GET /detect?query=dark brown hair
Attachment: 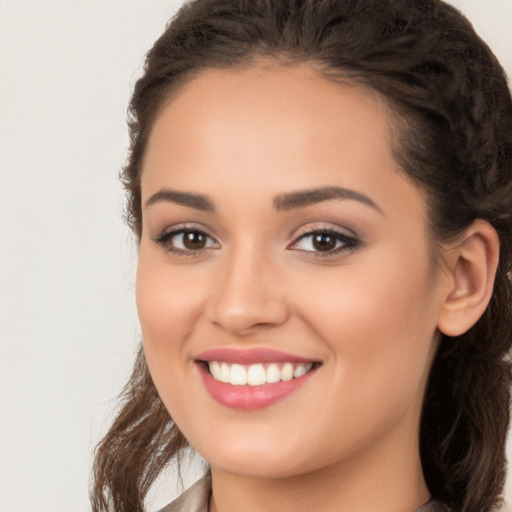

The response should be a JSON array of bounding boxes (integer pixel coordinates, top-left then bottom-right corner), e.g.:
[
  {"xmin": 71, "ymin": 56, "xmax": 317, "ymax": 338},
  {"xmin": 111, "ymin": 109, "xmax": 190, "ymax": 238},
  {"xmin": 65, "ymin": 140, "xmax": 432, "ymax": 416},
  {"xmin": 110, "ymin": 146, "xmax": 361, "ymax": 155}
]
[{"xmin": 91, "ymin": 1, "xmax": 512, "ymax": 511}]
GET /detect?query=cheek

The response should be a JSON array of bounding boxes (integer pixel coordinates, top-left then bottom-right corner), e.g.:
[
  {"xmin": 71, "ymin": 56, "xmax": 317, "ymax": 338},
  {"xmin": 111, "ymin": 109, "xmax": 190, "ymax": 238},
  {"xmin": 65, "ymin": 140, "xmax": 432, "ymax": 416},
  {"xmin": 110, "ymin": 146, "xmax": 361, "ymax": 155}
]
[
  {"xmin": 135, "ymin": 247, "xmax": 205, "ymax": 359},
  {"xmin": 290, "ymin": 251, "xmax": 439, "ymax": 395},
  {"xmin": 286, "ymin": 265, "xmax": 438, "ymax": 459},
  {"xmin": 135, "ymin": 248, "xmax": 211, "ymax": 428}
]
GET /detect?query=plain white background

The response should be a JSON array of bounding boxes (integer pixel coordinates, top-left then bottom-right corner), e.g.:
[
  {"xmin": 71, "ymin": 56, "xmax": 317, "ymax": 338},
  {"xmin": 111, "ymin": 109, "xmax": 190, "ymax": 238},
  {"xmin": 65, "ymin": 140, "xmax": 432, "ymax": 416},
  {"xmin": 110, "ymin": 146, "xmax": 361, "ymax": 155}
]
[{"xmin": 0, "ymin": 1, "xmax": 511, "ymax": 511}]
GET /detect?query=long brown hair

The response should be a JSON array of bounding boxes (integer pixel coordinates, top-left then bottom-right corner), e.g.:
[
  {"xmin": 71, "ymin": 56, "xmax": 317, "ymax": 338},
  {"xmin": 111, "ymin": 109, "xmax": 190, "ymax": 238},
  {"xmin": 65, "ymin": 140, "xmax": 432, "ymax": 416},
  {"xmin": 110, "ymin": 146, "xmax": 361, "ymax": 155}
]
[{"xmin": 91, "ymin": 1, "xmax": 512, "ymax": 511}]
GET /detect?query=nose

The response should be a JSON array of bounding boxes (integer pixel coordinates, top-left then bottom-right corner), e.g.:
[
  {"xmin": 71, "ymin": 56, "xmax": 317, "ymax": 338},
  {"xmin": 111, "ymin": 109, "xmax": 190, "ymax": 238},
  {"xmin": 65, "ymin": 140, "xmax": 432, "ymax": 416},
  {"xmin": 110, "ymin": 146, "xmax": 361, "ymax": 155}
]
[{"xmin": 206, "ymin": 247, "xmax": 289, "ymax": 337}]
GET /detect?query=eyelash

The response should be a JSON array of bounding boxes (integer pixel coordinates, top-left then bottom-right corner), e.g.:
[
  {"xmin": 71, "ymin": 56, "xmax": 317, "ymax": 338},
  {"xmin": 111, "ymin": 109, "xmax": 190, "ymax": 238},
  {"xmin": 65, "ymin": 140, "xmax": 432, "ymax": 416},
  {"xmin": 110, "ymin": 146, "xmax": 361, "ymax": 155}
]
[
  {"xmin": 151, "ymin": 227, "xmax": 218, "ymax": 258},
  {"xmin": 152, "ymin": 226, "xmax": 360, "ymax": 259},
  {"xmin": 289, "ymin": 229, "xmax": 360, "ymax": 259}
]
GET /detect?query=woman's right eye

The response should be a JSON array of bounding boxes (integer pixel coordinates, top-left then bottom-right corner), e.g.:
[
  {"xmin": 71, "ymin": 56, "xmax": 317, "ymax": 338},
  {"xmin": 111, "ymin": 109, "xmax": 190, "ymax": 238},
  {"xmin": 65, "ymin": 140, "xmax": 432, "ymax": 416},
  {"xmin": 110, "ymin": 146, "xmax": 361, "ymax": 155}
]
[{"xmin": 152, "ymin": 228, "xmax": 219, "ymax": 256}]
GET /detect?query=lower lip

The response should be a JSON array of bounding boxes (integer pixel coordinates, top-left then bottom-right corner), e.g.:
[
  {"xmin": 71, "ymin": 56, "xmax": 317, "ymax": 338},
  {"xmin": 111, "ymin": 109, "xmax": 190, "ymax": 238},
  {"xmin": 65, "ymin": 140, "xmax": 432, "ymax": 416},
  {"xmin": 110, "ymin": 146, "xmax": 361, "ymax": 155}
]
[{"xmin": 198, "ymin": 364, "xmax": 317, "ymax": 411}]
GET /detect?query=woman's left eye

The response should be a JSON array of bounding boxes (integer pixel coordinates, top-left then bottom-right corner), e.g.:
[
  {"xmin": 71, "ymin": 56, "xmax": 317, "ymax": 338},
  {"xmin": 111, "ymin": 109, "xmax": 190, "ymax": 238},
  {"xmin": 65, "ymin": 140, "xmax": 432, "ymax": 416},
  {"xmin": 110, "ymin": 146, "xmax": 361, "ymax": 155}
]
[{"xmin": 289, "ymin": 230, "xmax": 359, "ymax": 256}]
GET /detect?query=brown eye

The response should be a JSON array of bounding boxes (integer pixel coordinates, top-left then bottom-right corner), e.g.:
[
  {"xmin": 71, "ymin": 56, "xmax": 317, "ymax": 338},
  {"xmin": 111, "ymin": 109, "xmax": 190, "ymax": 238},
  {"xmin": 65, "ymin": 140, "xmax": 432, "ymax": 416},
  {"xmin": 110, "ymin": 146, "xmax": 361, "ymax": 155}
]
[
  {"xmin": 153, "ymin": 228, "xmax": 219, "ymax": 255},
  {"xmin": 183, "ymin": 230, "xmax": 207, "ymax": 250},
  {"xmin": 289, "ymin": 229, "xmax": 360, "ymax": 257},
  {"xmin": 312, "ymin": 233, "xmax": 337, "ymax": 251}
]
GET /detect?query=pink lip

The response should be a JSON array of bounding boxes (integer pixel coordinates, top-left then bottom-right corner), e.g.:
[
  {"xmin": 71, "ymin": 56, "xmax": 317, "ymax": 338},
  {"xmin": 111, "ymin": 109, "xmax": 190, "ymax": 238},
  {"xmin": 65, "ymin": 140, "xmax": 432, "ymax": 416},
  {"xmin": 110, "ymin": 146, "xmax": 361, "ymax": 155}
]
[
  {"xmin": 195, "ymin": 348, "xmax": 320, "ymax": 411},
  {"xmin": 196, "ymin": 348, "xmax": 315, "ymax": 365}
]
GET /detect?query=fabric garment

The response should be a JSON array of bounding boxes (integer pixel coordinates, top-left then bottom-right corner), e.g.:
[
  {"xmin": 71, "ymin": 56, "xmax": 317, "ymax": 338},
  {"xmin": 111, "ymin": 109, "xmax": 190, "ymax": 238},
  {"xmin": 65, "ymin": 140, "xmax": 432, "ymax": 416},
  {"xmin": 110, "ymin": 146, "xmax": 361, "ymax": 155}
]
[{"xmin": 158, "ymin": 474, "xmax": 451, "ymax": 512}]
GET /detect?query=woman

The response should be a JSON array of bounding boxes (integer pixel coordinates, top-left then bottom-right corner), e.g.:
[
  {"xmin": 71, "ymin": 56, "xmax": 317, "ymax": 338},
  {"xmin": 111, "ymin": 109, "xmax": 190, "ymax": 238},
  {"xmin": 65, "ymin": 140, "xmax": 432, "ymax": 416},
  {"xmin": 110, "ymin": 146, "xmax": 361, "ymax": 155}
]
[{"xmin": 91, "ymin": 1, "xmax": 512, "ymax": 511}]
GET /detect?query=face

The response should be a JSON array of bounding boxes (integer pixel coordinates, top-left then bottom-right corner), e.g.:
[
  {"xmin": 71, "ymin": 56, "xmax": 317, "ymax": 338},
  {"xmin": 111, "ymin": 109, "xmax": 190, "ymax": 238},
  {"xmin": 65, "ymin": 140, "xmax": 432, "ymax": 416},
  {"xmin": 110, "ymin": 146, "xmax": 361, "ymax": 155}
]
[{"xmin": 137, "ymin": 65, "xmax": 447, "ymax": 480}]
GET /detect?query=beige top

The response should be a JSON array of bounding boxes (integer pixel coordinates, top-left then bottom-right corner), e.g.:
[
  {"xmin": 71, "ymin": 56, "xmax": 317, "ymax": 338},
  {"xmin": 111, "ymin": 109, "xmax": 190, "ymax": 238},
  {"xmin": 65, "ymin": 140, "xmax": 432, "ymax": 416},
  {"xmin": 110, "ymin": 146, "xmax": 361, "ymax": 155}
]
[{"xmin": 158, "ymin": 475, "xmax": 451, "ymax": 512}]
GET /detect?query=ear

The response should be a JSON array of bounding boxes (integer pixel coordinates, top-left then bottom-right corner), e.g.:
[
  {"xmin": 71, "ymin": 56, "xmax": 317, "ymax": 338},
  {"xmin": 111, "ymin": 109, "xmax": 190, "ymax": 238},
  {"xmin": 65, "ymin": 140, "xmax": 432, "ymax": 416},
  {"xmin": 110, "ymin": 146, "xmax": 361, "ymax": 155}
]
[{"xmin": 437, "ymin": 219, "xmax": 500, "ymax": 337}]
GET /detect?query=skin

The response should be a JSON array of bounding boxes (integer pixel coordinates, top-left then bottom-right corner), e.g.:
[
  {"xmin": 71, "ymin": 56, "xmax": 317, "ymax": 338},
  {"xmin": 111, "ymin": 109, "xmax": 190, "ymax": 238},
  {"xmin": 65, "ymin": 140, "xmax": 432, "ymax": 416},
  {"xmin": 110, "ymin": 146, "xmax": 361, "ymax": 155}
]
[{"xmin": 136, "ymin": 64, "xmax": 474, "ymax": 512}]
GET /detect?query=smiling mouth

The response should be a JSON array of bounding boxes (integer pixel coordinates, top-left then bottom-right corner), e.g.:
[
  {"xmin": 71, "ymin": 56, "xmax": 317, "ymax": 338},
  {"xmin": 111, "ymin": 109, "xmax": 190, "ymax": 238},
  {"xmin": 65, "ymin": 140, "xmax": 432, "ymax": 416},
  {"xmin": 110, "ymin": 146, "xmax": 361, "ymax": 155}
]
[
  {"xmin": 203, "ymin": 361, "xmax": 317, "ymax": 387},
  {"xmin": 195, "ymin": 348, "xmax": 322, "ymax": 409}
]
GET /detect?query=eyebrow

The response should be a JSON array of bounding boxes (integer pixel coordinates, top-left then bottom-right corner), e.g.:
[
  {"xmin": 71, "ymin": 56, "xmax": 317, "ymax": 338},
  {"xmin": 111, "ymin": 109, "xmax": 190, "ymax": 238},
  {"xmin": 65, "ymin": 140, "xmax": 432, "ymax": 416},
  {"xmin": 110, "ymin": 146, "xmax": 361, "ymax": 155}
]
[
  {"xmin": 144, "ymin": 185, "xmax": 383, "ymax": 215},
  {"xmin": 145, "ymin": 189, "xmax": 215, "ymax": 211},
  {"xmin": 273, "ymin": 186, "xmax": 383, "ymax": 214}
]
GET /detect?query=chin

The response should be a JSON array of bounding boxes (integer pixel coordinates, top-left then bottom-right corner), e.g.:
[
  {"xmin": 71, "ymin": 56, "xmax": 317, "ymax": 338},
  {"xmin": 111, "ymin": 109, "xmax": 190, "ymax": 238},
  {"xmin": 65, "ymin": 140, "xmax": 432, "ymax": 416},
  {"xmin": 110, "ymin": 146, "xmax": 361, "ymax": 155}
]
[
  {"xmin": 191, "ymin": 431, "xmax": 330, "ymax": 480},
  {"xmin": 209, "ymin": 454, "xmax": 310, "ymax": 480}
]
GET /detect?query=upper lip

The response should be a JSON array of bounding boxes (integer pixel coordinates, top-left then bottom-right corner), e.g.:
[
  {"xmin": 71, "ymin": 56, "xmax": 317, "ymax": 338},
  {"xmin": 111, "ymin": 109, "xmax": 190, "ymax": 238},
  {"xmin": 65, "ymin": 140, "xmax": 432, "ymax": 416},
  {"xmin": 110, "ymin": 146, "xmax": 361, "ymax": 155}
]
[{"xmin": 196, "ymin": 348, "xmax": 319, "ymax": 365}]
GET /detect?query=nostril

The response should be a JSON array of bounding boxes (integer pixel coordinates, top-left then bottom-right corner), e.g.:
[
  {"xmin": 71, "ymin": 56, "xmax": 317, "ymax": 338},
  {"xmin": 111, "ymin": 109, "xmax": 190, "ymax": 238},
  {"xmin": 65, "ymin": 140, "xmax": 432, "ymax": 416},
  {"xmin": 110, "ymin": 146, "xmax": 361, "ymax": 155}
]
[
  {"xmin": 210, "ymin": 319, "xmax": 279, "ymax": 337},
  {"xmin": 207, "ymin": 298, "xmax": 290, "ymax": 336}
]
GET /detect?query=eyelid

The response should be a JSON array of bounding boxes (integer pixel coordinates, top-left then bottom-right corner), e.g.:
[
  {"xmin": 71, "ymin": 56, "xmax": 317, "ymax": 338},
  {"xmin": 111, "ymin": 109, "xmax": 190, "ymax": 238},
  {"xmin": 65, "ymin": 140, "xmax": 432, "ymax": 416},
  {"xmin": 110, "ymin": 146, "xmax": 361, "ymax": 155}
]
[
  {"xmin": 291, "ymin": 223, "xmax": 357, "ymax": 240},
  {"xmin": 151, "ymin": 222, "xmax": 215, "ymax": 241}
]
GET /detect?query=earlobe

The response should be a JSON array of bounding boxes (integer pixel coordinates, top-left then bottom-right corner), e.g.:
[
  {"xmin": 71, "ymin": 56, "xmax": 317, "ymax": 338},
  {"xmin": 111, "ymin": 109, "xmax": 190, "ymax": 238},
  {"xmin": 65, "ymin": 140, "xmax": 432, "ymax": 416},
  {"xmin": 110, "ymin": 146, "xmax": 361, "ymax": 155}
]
[{"xmin": 437, "ymin": 219, "xmax": 499, "ymax": 337}]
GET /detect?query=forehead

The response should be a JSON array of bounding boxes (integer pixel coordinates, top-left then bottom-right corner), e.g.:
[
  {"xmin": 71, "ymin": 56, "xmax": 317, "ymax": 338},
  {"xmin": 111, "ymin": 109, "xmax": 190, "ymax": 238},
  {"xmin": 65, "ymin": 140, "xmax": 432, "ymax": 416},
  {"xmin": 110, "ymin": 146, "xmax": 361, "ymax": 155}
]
[
  {"xmin": 151, "ymin": 64, "xmax": 393, "ymax": 139},
  {"xmin": 143, "ymin": 65, "xmax": 395, "ymax": 181},
  {"xmin": 141, "ymin": 64, "xmax": 426, "ymax": 229}
]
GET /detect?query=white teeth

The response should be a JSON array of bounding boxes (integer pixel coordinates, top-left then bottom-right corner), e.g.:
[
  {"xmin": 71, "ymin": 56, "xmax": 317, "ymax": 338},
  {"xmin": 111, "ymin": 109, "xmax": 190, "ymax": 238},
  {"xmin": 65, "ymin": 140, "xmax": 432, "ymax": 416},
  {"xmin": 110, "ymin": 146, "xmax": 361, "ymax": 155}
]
[
  {"xmin": 266, "ymin": 363, "xmax": 281, "ymax": 383},
  {"xmin": 207, "ymin": 361, "xmax": 315, "ymax": 386},
  {"xmin": 247, "ymin": 364, "xmax": 266, "ymax": 386},
  {"xmin": 220, "ymin": 362, "xmax": 231, "ymax": 383},
  {"xmin": 294, "ymin": 364, "xmax": 307, "ymax": 378},
  {"xmin": 209, "ymin": 361, "xmax": 222, "ymax": 381},
  {"xmin": 230, "ymin": 364, "xmax": 247, "ymax": 385},
  {"xmin": 281, "ymin": 363, "xmax": 294, "ymax": 381}
]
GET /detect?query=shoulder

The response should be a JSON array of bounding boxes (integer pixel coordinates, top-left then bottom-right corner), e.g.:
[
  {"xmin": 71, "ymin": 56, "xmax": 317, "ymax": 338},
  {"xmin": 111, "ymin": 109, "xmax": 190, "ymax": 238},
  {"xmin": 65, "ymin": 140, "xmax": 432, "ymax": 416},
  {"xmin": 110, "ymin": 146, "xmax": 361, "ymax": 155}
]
[
  {"xmin": 156, "ymin": 478, "xmax": 455, "ymax": 512},
  {"xmin": 414, "ymin": 500, "xmax": 451, "ymax": 512},
  {"xmin": 157, "ymin": 475, "xmax": 211, "ymax": 512}
]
